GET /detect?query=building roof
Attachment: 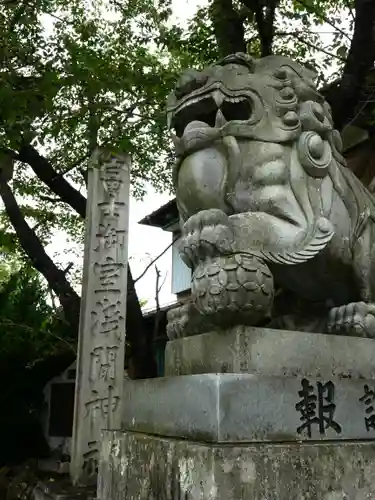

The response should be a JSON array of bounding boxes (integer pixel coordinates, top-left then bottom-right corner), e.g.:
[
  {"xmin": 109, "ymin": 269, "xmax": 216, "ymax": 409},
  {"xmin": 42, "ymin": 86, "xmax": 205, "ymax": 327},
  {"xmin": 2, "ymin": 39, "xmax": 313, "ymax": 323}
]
[
  {"xmin": 142, "ymin": 300, "xmax": 179, "ymax": 318},
  {"xmin": 138, "ymin": 198, "xmax": 178, "ymax": 230}
]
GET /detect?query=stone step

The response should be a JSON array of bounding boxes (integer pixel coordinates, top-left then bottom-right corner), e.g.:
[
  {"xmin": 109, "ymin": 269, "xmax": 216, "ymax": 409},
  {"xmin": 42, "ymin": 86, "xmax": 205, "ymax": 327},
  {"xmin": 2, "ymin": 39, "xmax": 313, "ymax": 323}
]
[
  {"xmin": 122, "ymin": 373, "xmax": 375, "ymax": 443},
  {"xmin": 165, "ymin": 325, "xmax": 375, "ymax": 380}
]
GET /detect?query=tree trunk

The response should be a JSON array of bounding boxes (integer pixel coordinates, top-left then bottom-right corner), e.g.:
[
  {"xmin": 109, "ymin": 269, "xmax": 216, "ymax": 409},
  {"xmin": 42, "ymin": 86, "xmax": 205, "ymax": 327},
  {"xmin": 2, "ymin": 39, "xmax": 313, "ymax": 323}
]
[
  {"xmin": 210, "ymin": 0, "xmax": 246, "ymax": 57},
  {"xmin": 8, "ymin": 145, "xmax": 154, "ymax": 378},
  {"xmin": 0, "ymin": 171, "xmax": 81, "ymax": 331},
  {"xmin": 327, "ymin": 0, "xmax": 375, "ymax": 130},
  {"xmin": 240, "ymin": 0, "xmax": 279, "ymax": 57}
]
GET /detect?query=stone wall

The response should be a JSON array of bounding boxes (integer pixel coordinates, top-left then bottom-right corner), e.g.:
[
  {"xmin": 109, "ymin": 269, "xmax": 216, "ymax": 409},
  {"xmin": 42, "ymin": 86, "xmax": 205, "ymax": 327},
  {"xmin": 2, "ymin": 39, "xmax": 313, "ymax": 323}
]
[{"xmin": 98, "ymin": 431, "xmax": 375, "ymax": 500}]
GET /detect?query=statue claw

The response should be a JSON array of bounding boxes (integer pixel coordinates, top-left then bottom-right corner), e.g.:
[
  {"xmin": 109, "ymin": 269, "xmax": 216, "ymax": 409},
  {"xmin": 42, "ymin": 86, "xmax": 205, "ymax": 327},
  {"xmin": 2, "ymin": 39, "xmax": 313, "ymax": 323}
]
[
  {"xmin": 327, "ymin": 302, "xmax": 375, "ymax": 338},
  {"xmin": 180, "ymin": 209, "xmax": 235, "ymax": 265}
]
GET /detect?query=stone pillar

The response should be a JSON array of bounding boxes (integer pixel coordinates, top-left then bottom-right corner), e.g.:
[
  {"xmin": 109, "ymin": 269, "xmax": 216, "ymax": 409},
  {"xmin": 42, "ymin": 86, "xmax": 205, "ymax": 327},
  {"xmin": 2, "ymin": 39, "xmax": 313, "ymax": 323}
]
[{"xmin": 71, "ymin": 149, "xmax": 130, "ymax": 486}]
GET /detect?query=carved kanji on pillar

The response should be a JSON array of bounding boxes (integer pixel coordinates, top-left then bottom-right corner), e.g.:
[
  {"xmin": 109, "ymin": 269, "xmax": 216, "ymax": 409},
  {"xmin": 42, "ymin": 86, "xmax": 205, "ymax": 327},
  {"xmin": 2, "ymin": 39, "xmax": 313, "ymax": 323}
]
[{"xmin": 71, "ymin": 149, "xmax": 130, "ymax": 485}]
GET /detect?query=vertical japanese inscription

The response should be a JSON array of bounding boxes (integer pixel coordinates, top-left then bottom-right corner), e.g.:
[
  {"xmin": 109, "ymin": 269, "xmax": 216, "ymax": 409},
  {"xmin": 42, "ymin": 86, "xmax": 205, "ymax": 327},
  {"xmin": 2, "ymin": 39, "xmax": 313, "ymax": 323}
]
[
  {"xmin": 359, "ymin": 384, "xmax": 375, "ymax": 431},
  {"xmin": 71, "ymin": 150, "xmax": 130, "ymax": 485},
  {"xmin": 295, "ymin": 378, "xmax": 342, "ymax": 438}
]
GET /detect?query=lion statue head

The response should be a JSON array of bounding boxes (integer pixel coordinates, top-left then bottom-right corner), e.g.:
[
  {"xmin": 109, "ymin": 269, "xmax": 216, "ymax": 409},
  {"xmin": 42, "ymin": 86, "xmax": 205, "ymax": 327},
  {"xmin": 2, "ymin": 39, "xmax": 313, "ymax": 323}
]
[{"xmin": 167, "ymin": 53, "xmax": 370, "ymax": 264}]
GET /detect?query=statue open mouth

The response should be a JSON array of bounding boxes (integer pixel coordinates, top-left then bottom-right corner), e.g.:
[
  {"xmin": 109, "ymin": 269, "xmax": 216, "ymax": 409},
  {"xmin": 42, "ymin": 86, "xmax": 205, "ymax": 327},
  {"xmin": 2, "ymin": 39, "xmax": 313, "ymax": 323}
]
[{"xmin": 169, "ymin": 87, "xmax": 255, "ymax": 157}]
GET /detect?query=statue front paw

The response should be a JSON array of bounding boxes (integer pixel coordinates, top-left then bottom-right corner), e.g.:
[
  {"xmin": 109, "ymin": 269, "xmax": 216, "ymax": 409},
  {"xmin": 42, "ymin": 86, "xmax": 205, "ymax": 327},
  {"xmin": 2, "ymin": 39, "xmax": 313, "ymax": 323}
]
[
  {"xmin": 327, "ymin": 302, "xmax": 375, "ymax": 338},
  {"xmin": 179, "ymin": 209, "xmax": 235, "ymax": 267},
  {"xmin": 166, "ymin": 303, "xmax": 191, "ymax": 340},
  {"xmin": 166, "ymin": 301, "xmax": 217, "ymax": 339}
]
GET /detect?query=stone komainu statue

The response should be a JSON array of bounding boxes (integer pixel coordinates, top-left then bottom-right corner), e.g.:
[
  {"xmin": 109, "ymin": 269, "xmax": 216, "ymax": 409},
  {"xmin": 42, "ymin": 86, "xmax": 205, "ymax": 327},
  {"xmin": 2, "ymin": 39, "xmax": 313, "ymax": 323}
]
[{"xmin": 166, "ymin": 52, "xmax": 375, "ymax": 339}]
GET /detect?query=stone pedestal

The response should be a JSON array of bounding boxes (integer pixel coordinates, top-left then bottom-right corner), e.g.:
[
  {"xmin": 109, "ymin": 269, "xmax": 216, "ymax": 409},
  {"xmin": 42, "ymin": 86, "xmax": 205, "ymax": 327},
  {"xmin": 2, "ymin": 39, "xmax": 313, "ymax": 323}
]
[
  {"xmin": 98, "ymin": 431, "xmax": 375, "ymax": 500},
  {"xmin": 165, "ymin": 325, "xmax": 375, "ymax": 379},
  {"xmin": 97, "ymin": 327, "xmax": 375, "ymax": 499},
  {"xmin": 121, "ymin": 373, "xmax": 375, "ymax": 442}
]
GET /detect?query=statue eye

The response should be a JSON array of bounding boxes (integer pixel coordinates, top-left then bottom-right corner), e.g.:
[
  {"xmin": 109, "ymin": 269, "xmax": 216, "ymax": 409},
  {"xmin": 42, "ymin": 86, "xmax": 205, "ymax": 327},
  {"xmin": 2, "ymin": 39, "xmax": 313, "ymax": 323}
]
[
  {"xmin": 175, "ymin": 71, "xmax": 208, "ymax": 99},
  {"xmin": 221, "ymin": 97, "xmax": 253, "ymax": 121}
]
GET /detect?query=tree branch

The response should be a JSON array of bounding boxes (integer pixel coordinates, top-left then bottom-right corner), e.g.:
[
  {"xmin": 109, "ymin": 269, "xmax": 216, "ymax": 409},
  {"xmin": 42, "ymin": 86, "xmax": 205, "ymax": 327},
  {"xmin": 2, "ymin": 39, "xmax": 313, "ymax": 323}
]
[
  {"xmin": 153, "ymin": 265, "xmax": 162, "ymax": 341},
  {"xmin": 327, "ymin": 0, "xmax": 375, "ymax": 130},
  {"xmin": 276, "ymin": 32, "xmax": 347, "ymax": 62},
  {"xmin": 39, "ymin": 195, "xmax": 64, "ymax": 203},
  {"xmin": 62, "ymin": 262, "xmax": 74, "ymax": 276},
  {"xmin": 294, "ymin": 0, "xmax": 352, "ymax": 41},
  {"xmin": 87, "ymin": 103, "xmax": 100, "ymax": 155},
  {"xmin": 17, "ymin": 144, "xmax": 87, "ymax": 218},
  {"xmin": 343, "ymin": 0, "xmax": 356, "ymax": 21},
  {"xmin": 0, "ymin": 167, "xmax": 81, "ymax": 331},
  {"xmin": 152, "ymin": 265, "xmax": 167, "ymax": 350},
  {"xmin": 61, "ymin": 104, "xmax": 138, "ymax": 179},
  {"xmin": 134, "ymin": 235, "xmax": 178, "ymax": 284}
]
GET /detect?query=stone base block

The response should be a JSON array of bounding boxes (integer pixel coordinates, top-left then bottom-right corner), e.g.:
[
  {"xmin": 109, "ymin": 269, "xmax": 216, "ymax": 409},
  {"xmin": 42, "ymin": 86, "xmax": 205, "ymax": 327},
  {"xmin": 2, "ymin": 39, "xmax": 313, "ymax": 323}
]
[
  {"xmin": 98, "ymin": 430, "xmax": 375, "ymax": 500},
  {"xmin": 123, "ymin": 373, "xmax": 375, "ymax": 442},
  {"xmin": 165, "ymin": 325, "xmax": 375, "ymax": 379}
]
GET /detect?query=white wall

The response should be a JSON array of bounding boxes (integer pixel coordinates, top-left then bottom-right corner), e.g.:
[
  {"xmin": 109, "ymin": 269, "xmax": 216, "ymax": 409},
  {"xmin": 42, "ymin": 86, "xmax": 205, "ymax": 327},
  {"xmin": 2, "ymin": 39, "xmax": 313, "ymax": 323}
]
[{"xmin": 171, "ymin": 232, "xmax": 192, "ymax": 295}]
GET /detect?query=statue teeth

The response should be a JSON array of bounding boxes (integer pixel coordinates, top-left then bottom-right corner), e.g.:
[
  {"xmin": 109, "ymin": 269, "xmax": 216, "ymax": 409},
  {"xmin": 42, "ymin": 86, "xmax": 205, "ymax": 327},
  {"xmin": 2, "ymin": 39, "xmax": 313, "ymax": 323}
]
[
  {"xmin": 212, "ymin": 90, "xmax": 224, "ymax": 107},
  {"xmin": 225, "ymin": 96, "xmax": 246, "ymax": 103},
  {"xmin": 215, "ymin": 109, "xmax": 227, "ymax": 127}
]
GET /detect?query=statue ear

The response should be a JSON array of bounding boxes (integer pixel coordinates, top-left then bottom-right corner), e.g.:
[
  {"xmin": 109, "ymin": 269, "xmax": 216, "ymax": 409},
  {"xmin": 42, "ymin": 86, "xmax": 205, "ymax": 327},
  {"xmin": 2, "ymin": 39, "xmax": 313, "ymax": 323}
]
[{"xmin": 297, "ymin": 63, "xmax": 319, "ymax": 87}]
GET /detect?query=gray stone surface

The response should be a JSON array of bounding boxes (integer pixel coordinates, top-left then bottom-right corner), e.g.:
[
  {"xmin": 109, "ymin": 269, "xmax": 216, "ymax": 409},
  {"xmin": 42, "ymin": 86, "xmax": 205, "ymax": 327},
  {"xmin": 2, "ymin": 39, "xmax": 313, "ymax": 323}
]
[
  {"xmin": 166, "ymin": 51, "xmax": 375, "ymax": 339},
  {"xmin": 98, "ymin": 430, "xmax": 375, "ymax": 500},
  {"xmin": 165, "ymin": 325, "xmax": 375, "ymax": 378},
  {"xmin": 122, "ymin": 373, "xmax": 375, "ymax": 442},
  {"xmin": 70, "ymin": 149, "xmax": 130, "ymax": 485}
]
